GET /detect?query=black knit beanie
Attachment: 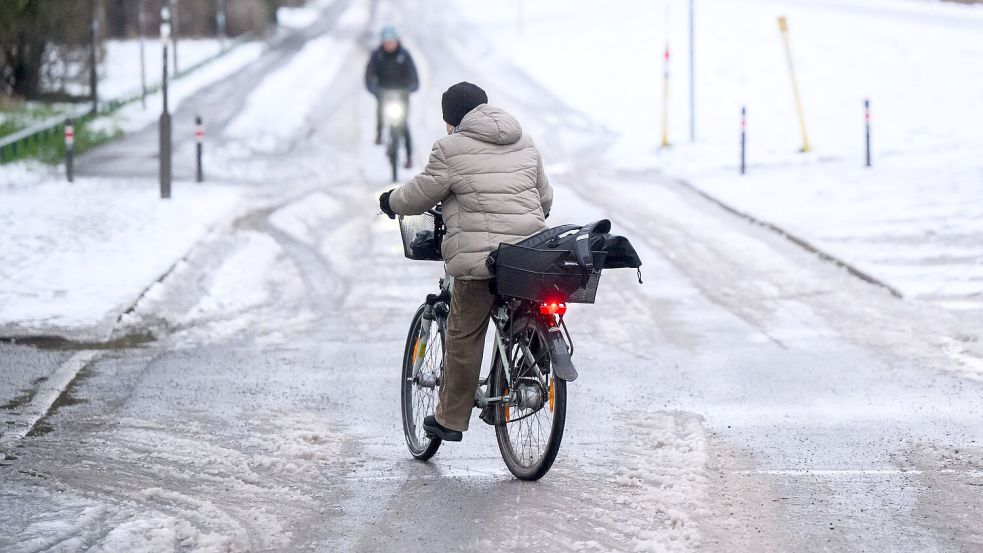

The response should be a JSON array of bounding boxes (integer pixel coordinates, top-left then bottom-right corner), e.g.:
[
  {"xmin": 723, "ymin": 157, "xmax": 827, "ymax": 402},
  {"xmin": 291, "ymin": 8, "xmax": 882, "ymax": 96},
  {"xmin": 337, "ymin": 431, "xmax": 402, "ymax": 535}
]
[{"xmin": 441, "ymin": 82, "xmax": 488, "ymax": 127}]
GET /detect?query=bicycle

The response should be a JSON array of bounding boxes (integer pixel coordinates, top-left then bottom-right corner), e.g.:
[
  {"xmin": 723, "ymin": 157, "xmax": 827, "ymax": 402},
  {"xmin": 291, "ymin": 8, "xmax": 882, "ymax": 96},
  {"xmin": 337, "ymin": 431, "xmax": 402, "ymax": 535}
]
[
  {"xmin": 399, "ymin": 208, "xmax": 593, "ymax": 481},
  {"xmin": 379, "ymin": 89, "xmax": 408, "ymax": 183}
]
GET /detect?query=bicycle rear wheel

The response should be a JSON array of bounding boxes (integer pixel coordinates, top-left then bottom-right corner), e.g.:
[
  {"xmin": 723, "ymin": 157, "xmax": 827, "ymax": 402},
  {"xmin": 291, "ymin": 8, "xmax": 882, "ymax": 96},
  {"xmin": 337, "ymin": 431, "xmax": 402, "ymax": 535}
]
[
  {"xmin": 401, "ymin": 304, "xmax": 443, "ymax": 460},
  {"xmin": 491, "ymin": 315, "xmax": 567, "ymax": 480}
]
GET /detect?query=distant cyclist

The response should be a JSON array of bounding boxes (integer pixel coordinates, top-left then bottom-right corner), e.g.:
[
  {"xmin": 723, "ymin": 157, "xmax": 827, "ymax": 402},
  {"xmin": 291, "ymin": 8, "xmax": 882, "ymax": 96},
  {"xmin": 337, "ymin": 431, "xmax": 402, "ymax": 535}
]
[
  {"xmin": 379, "ymin": 82, "xmax": 553, "ymax": 441},
  {"xmin": 365, "ymin": 26, "xmax": 419, "ymax": 168}
]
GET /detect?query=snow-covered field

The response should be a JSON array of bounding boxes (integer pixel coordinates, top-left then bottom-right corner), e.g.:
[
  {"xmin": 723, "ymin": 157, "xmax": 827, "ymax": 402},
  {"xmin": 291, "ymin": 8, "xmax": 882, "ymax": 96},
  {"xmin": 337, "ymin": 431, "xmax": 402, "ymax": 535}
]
[
  {"xmin": 0, "ymin": 177, "xmax": 241, "ymax": 340},
  {"xmin": 1, "ymin": 20, "xmax": 273, "ymax": 340},
  {"xmin": 92, "ymin": 41, "xmax": 265, "ymax": 136},
  {"xmin": 0, "ymin": 39, "xmax": 263, "ymax": 339},
  {"xmin": 99, "ymin": 39, "xmax": 226, "ymax": 101},
  {"xmin": 450, "ymin": 0, "xmax": 983, "ymax": 315}
]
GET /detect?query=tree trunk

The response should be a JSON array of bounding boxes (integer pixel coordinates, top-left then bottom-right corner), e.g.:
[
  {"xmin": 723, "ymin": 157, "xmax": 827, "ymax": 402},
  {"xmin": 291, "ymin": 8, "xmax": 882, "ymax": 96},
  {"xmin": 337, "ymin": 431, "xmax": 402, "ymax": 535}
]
[
  {"xmin": 108, "ymin": 0, "xmax": 128, "ymax": 37},
  {"xmin": 9, "ymin": 41, "xmax": 45, "ymax": 98}
]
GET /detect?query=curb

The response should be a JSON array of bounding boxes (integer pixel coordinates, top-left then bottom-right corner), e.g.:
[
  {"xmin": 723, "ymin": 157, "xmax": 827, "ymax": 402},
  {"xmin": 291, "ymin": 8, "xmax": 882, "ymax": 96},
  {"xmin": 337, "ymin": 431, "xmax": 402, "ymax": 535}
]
[
  {"xmin": 0, "ymin": 350, "xmax": 100, "ymax": 447},
  {"xmin": 673, "ymin": 177, "xmax": 904, "ymax": 299}
]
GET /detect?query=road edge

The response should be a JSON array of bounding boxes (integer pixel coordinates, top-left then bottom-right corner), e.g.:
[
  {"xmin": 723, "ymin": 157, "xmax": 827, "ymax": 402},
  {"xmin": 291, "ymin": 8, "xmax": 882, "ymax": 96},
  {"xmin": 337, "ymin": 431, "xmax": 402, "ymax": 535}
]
[
  {"xmin": 672, "ymin": 177, "xmax": 905, "ymax": 299},
  {"xmin": 0, "ymin": 350, "xmax": 100, "ymax": 449}
]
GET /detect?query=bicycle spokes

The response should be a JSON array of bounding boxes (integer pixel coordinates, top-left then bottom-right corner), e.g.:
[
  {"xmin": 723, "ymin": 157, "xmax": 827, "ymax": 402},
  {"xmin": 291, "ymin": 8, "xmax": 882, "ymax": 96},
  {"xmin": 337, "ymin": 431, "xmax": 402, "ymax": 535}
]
[
  {"xmin": 402, "ymin": 306, "xmax": 444, "ymax": 460},
  {"xmin": 502, "ymin": 326, "xmax": 555, "ymax": 465},
  {"xmin": 410, "ymin": 322, "xmax": 442, "ymax": 445}
]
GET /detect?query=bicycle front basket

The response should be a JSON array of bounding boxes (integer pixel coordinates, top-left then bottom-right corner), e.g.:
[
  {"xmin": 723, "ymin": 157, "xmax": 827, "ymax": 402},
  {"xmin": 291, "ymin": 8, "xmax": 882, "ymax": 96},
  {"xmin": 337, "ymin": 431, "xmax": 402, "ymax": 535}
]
[
  {"xmin": 493, "ymin": 243, "xmax": 605, "ymax": 304},
  {"xmin": 398, "ymin": 213, "xmax": 443, "ymax": 261}
]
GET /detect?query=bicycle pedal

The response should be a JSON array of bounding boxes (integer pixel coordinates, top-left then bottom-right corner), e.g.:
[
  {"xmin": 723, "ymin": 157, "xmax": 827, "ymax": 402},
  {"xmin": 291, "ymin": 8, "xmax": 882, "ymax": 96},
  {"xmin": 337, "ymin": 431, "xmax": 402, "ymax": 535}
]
[{"xmin": 478, "ymin": 406, "xmax": 498, "ymax": 426}]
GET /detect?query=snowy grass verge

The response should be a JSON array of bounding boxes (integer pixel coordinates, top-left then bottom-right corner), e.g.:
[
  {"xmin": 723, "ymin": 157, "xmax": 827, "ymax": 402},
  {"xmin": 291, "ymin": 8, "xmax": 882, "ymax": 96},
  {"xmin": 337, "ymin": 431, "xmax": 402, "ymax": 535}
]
[{"xmin": 0, "ymin": 177, "xmax": 241, "ymax": 340}]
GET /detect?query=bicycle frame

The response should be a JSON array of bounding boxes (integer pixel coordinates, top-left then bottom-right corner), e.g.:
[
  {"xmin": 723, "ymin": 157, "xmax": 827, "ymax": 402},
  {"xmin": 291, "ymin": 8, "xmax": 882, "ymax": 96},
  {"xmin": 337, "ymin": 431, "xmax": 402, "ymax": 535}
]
[{"xmin": 411, "ymin": 276, "xmax": 575, "ymax": 413}]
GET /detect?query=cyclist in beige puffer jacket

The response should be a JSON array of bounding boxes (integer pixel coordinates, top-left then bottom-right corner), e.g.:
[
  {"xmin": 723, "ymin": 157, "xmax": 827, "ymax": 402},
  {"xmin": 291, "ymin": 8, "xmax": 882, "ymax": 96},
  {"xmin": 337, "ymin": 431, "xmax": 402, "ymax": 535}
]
[
  {"xmin": 384, "ymin": 87, "xmax": 552, "ymax": 278},
  {"xmin": 379, "ymin": 81, "xmax": 553, "ymax": 439}
]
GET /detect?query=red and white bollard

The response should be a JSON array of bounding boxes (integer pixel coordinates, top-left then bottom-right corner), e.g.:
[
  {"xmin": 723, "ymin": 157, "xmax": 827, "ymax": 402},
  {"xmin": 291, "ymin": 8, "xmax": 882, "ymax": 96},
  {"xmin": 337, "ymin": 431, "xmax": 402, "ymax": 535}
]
[
  {"xmin": 64, "ymin": 119, "xmax": 75, "ymax": 183},
  {"xmin": 195, "ymin": 115, "xmax": 204, "ymax": 183}
]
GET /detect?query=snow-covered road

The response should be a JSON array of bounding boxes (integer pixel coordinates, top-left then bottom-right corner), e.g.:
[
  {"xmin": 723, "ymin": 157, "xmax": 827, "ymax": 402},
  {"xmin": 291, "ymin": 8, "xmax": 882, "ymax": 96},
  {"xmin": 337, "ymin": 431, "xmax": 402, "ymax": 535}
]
[{"xmin": 2, "ymin": 0, "xmax": 982, "ymax": 551}]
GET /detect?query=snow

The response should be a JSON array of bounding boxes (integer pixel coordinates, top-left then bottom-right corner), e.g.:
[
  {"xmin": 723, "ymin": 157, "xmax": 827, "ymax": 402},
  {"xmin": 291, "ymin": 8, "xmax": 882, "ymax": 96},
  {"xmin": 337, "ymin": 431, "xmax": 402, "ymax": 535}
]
[
  {"xmin": 448, "ymin": 0, "xmax": 983, "ymax": 315},
  {"xmin": 692, "ymin": 151, "xmax": 983, "ymax": 310},
  {"xmin": 277, "ymin": 6, "xmax": 321, "ymax": 30},
  {"xmin": 98, "ymin": 39, "xmax": 225, "ymax": 101},
  {"xmin": 0, "ymin": 160, "xmax": 49, "ymax": 188},
  {"xmin": 279, "ymin": 0, "xmax": 339, "ymax": 27},
  {"xmin": 224, "ymin": 36, "xmax": 351, "ymax": 153},
  {"xmin": 268, "ymin": 191, "xmax": 344, "ymax": 245},
  {"xmin": 3, "ymin": 1, "xmax": 983, "ymax": 547},
  {"xmin": 94, "ymin": 514, "xmax": 235, "ymax": 553},
  {"xmin": 0, "ymin": 177, "xmax": 241, "ymax": 340},
  {"xmin": 606, "ymin": 411, "xmax": 709, "ymax": 552},
  {"xmin": 0, "ymin": 37, "xmax": 264, "ymax": 341},
  {"xmin": 0, "ymin": 411, "xmax": 343, "ymax": 551},
  {"xmin": 90, "ymin": 41, "xmax": 265, "ymax": 136},
  {"xmin": 184, "ymin": 232, "xmax": 282, "ymax": 321}
]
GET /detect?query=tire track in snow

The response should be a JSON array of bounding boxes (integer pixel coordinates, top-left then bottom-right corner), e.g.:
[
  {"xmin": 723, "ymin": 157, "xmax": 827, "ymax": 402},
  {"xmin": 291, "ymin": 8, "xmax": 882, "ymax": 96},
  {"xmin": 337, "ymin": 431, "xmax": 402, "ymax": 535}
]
[{"xmin": 3, "ymin": 410, "xmax": 358, "ymax": 551}]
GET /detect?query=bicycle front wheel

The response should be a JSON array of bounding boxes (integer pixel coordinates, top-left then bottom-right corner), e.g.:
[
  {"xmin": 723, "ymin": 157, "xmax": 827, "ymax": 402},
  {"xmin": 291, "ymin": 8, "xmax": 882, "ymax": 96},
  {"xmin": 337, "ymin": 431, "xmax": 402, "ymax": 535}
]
[
  {"xmin": 492, "ymin": 315, "xmax": 567, "ymax": 480},
  {"xmin": 401, "ymin": 304, "xmax": 443, "ymax": 460},
  {"xmin": 387, "ymin": 127, "xmax": 400, "ymax": 182}
]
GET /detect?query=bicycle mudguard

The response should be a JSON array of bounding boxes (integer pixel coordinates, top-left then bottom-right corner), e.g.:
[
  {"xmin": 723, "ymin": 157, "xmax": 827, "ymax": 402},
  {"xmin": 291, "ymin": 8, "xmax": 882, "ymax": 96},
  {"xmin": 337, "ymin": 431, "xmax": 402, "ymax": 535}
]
[{"xmin": 547, "ymin": 331, "xmax": 578, "ymax": 382}]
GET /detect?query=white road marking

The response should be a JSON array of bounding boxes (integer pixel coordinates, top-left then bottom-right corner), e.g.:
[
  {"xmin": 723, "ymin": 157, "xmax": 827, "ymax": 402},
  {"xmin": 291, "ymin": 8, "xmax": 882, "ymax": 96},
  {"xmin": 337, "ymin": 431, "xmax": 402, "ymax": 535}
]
[
  {"xmin": 0, "ymin": 350, "xmax": 100, "ymax": 445},
  {"xmin": 736, "ymin": 469, "xmax": 983, "ymax": 477}
]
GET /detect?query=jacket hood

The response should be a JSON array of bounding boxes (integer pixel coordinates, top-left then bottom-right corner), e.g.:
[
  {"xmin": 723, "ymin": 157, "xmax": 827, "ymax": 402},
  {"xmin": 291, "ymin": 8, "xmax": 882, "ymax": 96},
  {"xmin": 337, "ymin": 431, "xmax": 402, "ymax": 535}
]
[{"xmin": 457, "ymin": 105, "xmax": 522, "ymax": 145}]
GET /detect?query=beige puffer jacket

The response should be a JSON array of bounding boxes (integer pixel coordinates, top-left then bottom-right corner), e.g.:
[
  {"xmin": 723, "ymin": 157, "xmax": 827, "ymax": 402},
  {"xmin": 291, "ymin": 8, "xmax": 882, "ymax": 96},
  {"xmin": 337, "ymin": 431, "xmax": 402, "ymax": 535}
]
[{"xmin": 389, "ymin": 104, "xmax": 553, "ymax": 280}]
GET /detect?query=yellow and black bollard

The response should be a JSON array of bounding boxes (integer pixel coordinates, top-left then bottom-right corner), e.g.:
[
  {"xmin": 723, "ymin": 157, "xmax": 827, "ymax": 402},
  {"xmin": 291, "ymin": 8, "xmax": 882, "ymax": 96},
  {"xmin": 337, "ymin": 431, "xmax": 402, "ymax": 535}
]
[{"xmin": 778, "ymin": 16, "xmax": 810, "ymax": 153}]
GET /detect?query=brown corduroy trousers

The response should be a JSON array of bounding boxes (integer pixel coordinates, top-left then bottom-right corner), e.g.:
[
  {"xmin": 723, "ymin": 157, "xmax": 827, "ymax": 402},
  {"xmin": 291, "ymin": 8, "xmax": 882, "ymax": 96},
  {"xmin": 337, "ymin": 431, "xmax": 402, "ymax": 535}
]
[{"xmin": 435, "ymin": 279, "xmax": 497, "ymax": 432}]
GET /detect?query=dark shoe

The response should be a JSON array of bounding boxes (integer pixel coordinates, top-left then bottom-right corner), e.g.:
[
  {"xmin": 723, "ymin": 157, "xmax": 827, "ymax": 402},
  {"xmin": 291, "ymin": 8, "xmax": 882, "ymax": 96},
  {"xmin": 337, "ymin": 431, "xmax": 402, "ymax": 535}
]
[
  {"xmin": 424, "ymin": 415, "xmax": 462, "ymax": 441},
  {"xmin": 374, "ymin": 133, "xmax": 382, "ymax": 145},
  {"xmin": 404, "ymin": 157, "xmax": 413, "ymax": 169}
]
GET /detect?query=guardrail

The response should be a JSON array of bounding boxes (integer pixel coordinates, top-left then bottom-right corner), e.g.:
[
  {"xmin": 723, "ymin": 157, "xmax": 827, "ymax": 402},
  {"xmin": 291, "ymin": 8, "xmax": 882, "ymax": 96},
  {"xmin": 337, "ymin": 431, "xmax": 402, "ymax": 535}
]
[
  {"xmin": 0, "ymin": 34, "xmax": 252, "ymax": 165},
  {"xmin": 0, "ymin": 106, "xmax": 92, "ymax": 163}
]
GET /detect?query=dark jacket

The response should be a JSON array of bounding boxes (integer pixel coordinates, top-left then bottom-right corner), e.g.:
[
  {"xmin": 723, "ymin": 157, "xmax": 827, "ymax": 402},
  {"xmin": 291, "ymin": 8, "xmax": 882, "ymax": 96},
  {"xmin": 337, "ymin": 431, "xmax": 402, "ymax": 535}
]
[{"xmin": 365, "ymin": 45, "xmax": 420, "ymax": 95}]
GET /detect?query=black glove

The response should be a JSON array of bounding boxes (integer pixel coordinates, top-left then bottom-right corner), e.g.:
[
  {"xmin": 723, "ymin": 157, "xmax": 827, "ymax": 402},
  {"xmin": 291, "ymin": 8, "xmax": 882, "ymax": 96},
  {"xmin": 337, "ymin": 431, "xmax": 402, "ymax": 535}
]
[{"xmin": 379, "ymin": 189, "xmax": 396, "ymax": 219}]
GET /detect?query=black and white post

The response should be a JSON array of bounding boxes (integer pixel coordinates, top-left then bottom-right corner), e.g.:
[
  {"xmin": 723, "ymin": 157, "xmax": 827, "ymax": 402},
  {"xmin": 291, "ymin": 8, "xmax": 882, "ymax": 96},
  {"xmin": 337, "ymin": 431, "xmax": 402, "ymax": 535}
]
[
  {"xmin": 89, "ymin": 0, "xmax": 99, "ymax": 115},
  {"xmin": 689, "ymin": 0, "xmax": 695, "ymax": 142},
  {"xmin": 195, "ymin": 115, "xmax": 204, "ymax": 183},
  {"xmin": 138, "ymin": 0, "xmax": 147, "ymax": 108},
  {"xmin": 740, "ymin": 106, "xmax": 747, "ymax": 175},
  {"xmin": 171, "ymin": 0, "xmax": 179, "ymax": 74},
  {"xmin": 159, "ymin": 6, "xmax": 172, "ymax": 199},
  {"xmin": 864, "ymin": 98, "xmax": 871, "ymax": 168},
  {"xmin": 65, "ymin": 119, "xmax": 75, "ymax": 183},
  {"xmin": 217, "ymin": 0, "xmax": 227, "ymax": 51}
]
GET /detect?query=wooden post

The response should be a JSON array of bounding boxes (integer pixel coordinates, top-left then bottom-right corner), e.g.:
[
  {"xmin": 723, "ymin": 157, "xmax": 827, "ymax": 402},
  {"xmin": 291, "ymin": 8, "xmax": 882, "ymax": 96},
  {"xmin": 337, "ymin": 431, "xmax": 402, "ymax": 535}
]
[{"xmin": 778, "ymin": 16, "xmax": 810, "ymax": 153}]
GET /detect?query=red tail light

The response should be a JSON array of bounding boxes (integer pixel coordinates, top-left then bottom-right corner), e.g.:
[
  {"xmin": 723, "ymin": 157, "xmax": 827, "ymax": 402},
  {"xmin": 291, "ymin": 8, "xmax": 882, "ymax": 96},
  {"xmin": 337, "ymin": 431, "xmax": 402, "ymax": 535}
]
[{"xmin": 539, "ymin": 302, "xmax": 567, "ymax": 316}]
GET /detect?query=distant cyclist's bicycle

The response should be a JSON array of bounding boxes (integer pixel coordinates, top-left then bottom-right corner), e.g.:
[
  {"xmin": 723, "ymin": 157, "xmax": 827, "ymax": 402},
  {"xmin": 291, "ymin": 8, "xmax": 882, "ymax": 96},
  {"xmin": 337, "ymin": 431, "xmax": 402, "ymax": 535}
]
[
  {"xmin": 397, "ymin": 208, "xmax": 632, "ymax": 480},
  {"xmin": 379, "ymin": 89, "xmax": 408, "ymax": 183}
]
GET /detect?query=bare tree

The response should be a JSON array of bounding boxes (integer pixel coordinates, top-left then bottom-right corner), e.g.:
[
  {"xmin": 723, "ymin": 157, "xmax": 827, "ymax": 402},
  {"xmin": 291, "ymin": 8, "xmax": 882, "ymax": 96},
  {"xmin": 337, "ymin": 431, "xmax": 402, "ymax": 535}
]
[{"xmin": 0, "ymin": 0, "xmax": 94, "ymax": 99}]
